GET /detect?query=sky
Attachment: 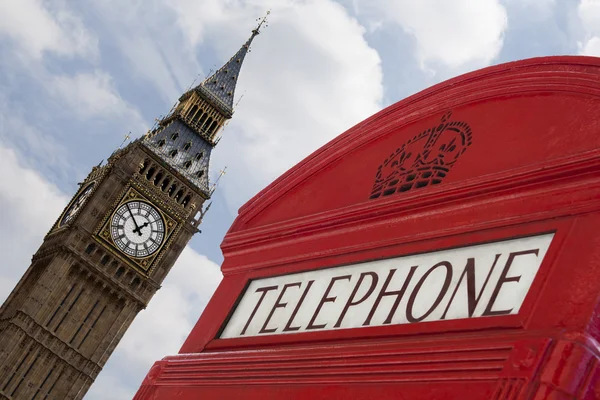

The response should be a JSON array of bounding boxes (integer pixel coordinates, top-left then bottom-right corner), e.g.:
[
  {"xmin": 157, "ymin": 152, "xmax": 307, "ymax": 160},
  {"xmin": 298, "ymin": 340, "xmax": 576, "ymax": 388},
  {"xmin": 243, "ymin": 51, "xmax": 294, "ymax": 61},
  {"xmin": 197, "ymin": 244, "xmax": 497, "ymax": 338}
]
[{"xmin": 0, "ymin": 0, "xmax": 598, "ymax": 399}]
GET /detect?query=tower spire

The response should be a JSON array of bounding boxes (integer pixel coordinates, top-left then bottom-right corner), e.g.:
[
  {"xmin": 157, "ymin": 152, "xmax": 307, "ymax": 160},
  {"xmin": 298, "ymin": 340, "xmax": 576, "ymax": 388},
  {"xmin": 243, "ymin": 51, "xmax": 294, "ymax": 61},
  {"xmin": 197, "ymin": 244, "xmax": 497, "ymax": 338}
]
[
  {"xmin": 194, "ymin": 10, "xmax": 270, "ymax": 117},
  {"xmin": 143, "ymin": 14, "xmax": 267, "ymax": 196}
]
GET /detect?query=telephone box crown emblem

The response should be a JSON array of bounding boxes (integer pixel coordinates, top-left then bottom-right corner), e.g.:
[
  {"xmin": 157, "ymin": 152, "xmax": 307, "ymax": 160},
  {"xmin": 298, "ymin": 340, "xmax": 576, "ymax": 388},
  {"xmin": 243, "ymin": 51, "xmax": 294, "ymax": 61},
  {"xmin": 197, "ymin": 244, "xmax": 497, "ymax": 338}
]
[{"xmin": 370, "ymin": 111, "xmax": 472, "ymax": 199}]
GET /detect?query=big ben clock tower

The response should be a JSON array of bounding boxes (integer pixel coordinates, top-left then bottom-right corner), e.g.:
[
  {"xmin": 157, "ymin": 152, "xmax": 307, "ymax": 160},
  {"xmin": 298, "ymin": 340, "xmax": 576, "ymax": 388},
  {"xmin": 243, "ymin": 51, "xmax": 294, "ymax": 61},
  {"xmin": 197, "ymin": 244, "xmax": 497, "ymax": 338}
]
[{"xmin": 0, "ymin": 14, "xmax": 268, "ymax": 400}]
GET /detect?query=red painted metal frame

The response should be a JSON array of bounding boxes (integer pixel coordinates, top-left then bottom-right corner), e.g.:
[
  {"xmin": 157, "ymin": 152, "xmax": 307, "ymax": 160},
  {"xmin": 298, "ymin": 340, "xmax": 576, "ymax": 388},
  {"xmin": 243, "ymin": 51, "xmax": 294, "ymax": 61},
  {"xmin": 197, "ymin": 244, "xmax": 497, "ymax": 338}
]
[{"xmin": 134, "ymin": 56, "xmax": 600, "ymax": 399}]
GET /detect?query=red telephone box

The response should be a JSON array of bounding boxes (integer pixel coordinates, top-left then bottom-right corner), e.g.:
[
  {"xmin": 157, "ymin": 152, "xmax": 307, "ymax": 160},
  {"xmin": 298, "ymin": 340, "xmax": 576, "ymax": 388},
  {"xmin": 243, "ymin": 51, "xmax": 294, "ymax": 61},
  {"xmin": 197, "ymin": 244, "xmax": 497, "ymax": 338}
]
[{"xmin": 134, "ymin": 56, "xmax": 600, "ymax": 399}]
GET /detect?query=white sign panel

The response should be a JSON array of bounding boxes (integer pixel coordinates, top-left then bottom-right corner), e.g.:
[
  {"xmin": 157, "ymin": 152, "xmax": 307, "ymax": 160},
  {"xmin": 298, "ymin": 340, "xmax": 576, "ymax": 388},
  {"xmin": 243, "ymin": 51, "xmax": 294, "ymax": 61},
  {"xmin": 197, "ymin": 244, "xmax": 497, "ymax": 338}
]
[{"xmin": 220, "ymin": 233, "xmax": 554, "ymax": 338}]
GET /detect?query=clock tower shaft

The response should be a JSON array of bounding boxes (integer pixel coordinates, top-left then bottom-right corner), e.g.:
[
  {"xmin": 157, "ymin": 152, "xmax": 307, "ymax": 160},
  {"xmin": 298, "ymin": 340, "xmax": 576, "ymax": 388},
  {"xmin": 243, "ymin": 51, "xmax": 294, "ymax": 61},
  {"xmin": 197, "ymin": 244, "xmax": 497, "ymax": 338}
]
[{"xmin": 0, "ymin": 17, "xmax": 265, "ymax": 400}]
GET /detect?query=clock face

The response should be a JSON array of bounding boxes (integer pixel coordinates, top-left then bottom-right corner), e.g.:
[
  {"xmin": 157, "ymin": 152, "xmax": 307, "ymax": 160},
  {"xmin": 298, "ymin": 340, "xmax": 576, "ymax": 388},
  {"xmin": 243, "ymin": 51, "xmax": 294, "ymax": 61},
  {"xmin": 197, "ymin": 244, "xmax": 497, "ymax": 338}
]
[
  {"xmin": 60, "ymin": 182, "xmax": 96, "ymax": 226},
  {"xmin": 110, "ymin": 201, "xmax": 165, "ymax": 258}
]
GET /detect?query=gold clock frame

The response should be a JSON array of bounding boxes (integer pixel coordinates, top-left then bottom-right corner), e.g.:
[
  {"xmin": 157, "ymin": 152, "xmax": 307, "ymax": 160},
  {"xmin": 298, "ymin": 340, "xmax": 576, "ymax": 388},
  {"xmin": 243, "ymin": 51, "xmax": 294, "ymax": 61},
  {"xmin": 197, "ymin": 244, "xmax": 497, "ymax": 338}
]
[{"xmin": 95, "ymin": 186, "xmax": 178, "ymax": 274}]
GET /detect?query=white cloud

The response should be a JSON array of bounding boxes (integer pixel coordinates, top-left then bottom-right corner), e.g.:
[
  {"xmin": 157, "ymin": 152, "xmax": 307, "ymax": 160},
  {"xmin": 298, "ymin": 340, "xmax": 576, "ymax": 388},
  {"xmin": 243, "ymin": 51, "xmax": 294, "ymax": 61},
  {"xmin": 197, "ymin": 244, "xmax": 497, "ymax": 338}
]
[
  {"xmin": 50, "ymin": 70, "xmax": 146, "ymax": 126},
  {"xmin": 581, "ymin": 36, "xmax": 600, "ymax": 55},
  {"xmin": 360, "ymin": 0, "xmax": 508, "ymax": 70},
  {"xmin": 0, "ymin": 0, "xmax": 97, "ymax": 60},
  {"xmin": 0, "ymin": 144, "xmax": 68, "ymax": 301},
  {"xmin": 578, "ymin": 0, "xmax": 600, "ymax": 56},
  {"xmin": 0, "ymin": 93, "xmax": 74, "ymax": 180},
  {"xmin": 84, "ymin": 0, "xmax": 203, "ymax": 103},
  {"xmin": 165, "ymin": 0, "xmax": 232, "ymax": 48},
  {"xmin": 503, "ymin": 0, "xmax": 555, "ymax": 7}
]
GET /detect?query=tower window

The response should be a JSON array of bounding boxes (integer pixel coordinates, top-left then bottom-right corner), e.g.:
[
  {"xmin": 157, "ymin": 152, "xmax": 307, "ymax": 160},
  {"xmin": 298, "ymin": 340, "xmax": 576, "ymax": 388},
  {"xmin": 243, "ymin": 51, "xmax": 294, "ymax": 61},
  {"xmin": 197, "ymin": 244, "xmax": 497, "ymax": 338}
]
[
  {"xmin": 183, "ymin": 142, "xmax": 191, "ymax": 151},
  {"xmin": 171, "ymin": 132, "xmax": 179, "ymax": 140},
  {"xmin": 192, "ymin": 111, "xmax": 204, "ymax": 124},
  {"xmin": 183, "ymin": 160, "xmax": 192, "ymax": 169},
  {"xmin": 169, "ymin": 149, "xmax": 178, "ymax": 158},
  {"xmin": 195, "ymin": 152, "xmax": 203, "ymax": 160},
  {"xmin": 182, "ymin": 195, "xmax": 191, "ymax": 207},
  {"xmin": 85, "ymin": 244, "xmax": 96, "ymax": 255},
  {"xmin": 130, "ymin": 277, "xmax": 140, "ymax": 290},
  {"xmin": 209, "ymin": 120, "xmax": 218, "ymax": 134},
  {"xmin": 160, "ymin": 177, "xmax": 171, "ymax": 191},
  {"xmin": 175, "ymin": 190, "xmax": 184, "ymax": 201},
  {"xmin": 202, "ymin": 117, "xmax": 213, "ymax": 131},
  {"xmin": 198, "ymin": 113, "xmax": 208, "ymax": 126},
  {"xmin": 195, "ymin": 170, "xmax": 205, "ymax": 178},
  {"xmin": 115, "ymin": 267, "xmax": 125, "ymax": 278},
  {"xmin": 153, "ymin": 172, "xmax": 163, "ymax": 186},
  {"xmin": 100, "ymin": 255, "xmax": 110, "ymax": 266},
  {"xmin": 146, "ymin": 167, "xmax": 156, "ymax": 180},
  {"xmin": 186, "ymin": 104, "xmax": 198, "ymax": 119},
  {"xmin": 167, "ymin": 183, "xmax": 177, "ymax": 196},
  {"xmin": 157, "ymin": 139, "xmax": 166, "ymax": 148}
]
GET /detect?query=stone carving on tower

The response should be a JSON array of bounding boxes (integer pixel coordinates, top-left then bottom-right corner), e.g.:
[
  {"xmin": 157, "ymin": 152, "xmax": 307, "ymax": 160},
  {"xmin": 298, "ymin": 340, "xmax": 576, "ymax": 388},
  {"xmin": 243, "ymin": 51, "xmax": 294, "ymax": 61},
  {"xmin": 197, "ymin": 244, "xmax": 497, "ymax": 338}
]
[{"xmin": 0, "ymin": 13, "xmax": 268, "ymax": 400}]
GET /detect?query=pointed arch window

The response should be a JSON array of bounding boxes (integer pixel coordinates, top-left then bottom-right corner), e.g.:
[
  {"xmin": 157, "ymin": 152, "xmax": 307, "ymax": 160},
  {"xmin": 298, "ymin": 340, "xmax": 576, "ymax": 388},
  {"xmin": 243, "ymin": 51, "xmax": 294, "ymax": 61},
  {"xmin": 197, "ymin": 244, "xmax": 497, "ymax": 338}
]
[
  {"xmin": 183, "ymin": 160, "xmax": 192, "ymax": 169},
  {"xmin": 202, "ymin": 117, "xmax": 213, "ymax": 131},
  {"xmin": 146, "ymin": 167, "xmax": 156, "ymax": 180},
  {"xmin": 153, "ymin": 172, "xmax": 163, "ymax": 186},
  {"xmin": 183, "ymin": 142, "xmax": 191, "ymax": 151},
  {"xmin": 170, "ymin": 132, "xmax": 179, "ymax": 140},
  {"xmin": 85, "ymin": 244, "xmax": 96, "ymax": 255},
  {"xmin": 157, "ymin": 139, "xmax": 166, "ymax": 148},
  {"xmin": 186, "ymin": 104, "xmax": 198, "ymax": 119},
  {"xmin": 198, "ymin": 113, "xmax": 208, "ymax": 126},
  {"xmin": 130, "ymin": 277, "xmax": 140, "ymax": 290},
  {"xmin": 160, "ymin": 177, "xmax": 171, "ymax": 191},
  {"xmin": 195, "ymin": 152, "xmax": 203, "ymax": 160},
  {"xmin": 169, "ymin": 149, "xmax": 178, "ymax": 158},
  {"xmin": 175, "ymin": 190, "xmax": 184, "ymax": 202},
  {"xmin": 195, "ymin": 170, "xmax": 205, "ymax": 178},
  {"xmin": 192, "ymin": 111, "xmax": 204, "ymax": 124},
  {"xmin": 209, "ymin": 120, "xmax": 219, "ymax": 135}
]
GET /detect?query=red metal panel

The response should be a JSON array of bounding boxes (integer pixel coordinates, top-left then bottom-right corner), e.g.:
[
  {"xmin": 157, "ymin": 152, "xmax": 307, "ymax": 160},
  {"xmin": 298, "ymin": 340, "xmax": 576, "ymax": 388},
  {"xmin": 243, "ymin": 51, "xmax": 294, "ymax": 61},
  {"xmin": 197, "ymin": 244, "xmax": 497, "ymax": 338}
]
[{"xmin": 134, "ymin": 56, "xmax": 600, "ymax": 399}]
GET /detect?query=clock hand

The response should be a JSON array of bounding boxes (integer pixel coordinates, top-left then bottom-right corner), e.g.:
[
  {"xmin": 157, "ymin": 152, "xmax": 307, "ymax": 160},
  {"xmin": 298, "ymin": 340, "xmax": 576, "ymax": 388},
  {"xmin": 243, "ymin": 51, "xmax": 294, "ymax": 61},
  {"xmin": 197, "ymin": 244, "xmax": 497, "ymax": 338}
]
[
  {"xmin": 126, "ymin": 203, "xmax": 142, "ymax": 234},
  {"xmin": 134, "ymin": 222, "xmax": 150, "ymax": 234},
  {"xmin": 132, "ymin": 221, "xmax": 151, "ymax": 236}
]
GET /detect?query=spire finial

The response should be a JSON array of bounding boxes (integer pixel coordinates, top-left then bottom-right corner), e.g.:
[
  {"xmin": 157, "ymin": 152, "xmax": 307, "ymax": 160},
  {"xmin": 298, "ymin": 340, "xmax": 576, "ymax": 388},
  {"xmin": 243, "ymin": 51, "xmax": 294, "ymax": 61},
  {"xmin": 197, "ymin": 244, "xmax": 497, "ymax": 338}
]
[{"xmin": 252, "ymin": 10, "xmax": 270, "ymax": 35}]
